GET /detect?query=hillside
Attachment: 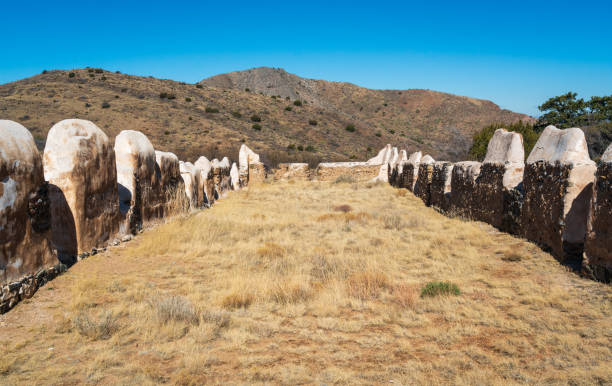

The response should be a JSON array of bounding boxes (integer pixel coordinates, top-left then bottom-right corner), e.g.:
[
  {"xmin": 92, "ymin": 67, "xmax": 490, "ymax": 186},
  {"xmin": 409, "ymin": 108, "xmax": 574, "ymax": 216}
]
[
  {"xmin": 0, "ymin": 181, "xmax": 609, "ymax": 384},
  {"xmin": 0, "ymin": 68, "xmax": 530, "ymax": 164}
]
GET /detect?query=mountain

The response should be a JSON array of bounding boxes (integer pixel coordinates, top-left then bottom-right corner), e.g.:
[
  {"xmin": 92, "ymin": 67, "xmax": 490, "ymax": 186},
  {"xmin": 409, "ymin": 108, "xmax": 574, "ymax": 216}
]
[{"xmin": 0, "ymin": 67, "xmax": 532, "ymax": 166}]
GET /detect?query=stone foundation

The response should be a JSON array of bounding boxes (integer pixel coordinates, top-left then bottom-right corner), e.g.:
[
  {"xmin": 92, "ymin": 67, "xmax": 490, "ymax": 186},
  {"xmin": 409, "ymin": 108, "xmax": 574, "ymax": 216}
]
[
  {"xmin": 0, "ymin": 264, "xmax": 66, "ymax": 313},
  {"xmin": 274, "ymin": 163, "xmax": 310, "ymax": 181},
  {"xmin": 315, "ymin": 162, "xmax": 380, "ymax": 182}
]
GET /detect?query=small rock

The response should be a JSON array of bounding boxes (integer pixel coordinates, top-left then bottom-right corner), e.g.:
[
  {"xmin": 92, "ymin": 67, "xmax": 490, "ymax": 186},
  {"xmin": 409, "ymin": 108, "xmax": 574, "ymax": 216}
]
[{"xmin": 121, "ymin": 234, "xmax": 133, "ymax": 242}]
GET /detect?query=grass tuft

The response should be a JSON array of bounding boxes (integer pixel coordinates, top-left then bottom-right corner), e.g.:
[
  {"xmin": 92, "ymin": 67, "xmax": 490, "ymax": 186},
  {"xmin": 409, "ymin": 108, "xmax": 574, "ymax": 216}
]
[
  {"xmin": 148, "ymin": 295, "xmax": 199, "ymax": 325},
  {"xmin": 72, "ymin": 309, "xmax": 119, "ymax": 340},
  {"xmin": 347, "ymin": 271, "xmax": 389, "ymax": 300},
  {"xmin": 420, "ymin": 281, "xmax": 460, "ymax": 298}
]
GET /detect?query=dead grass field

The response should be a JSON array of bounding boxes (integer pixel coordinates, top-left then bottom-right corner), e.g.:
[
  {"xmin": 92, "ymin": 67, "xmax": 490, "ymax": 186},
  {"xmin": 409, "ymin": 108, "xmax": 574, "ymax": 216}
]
[{"xmin": 0, "ymin": 181, "xmax": 610, "ymax": 385}]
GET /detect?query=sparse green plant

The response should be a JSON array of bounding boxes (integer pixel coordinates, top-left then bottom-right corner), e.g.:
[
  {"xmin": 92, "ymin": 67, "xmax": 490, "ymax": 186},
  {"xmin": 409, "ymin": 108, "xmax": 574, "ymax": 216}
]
[
  {"xmin": 196, "ymin": 84, "xmax": 203, "ymax": 89},
  {"xmin": 206, "ymin": 107, "xmax": 220, "ymax": 113},
  {"xmin": 309, "ymin": 119, "xmax": 317, "ymax": 126},
  {"xmin": 345, "ymin": 124, "xmax": 356, "ymax": 132},
  {"xmin": 420, "ymin": 281, "xmax": 460, "ymax": 298},
  {"xmin": 252, "ymin": 123, "xmax": 262, "ymax": 131},
  {"xmin": 231, "ymin": 111, "xmax": 242, "ymax": 118},
  {"xmin": 164, "ymin": 130, "xmax": 170, "ymax": 135},
  {"xmin": 376, "ymin": 132, "xmax": 382, "ymax": 137},
  {"xmin": 285, "ymin": 106, "xmax": 293, "ymax": 111},
  {"xmin": 185, "ymin": 97, "xmax": 192, "ymax": 102},
  {"xmin": 251, "ymin": 114, "xmax": 261, "ymax": 122},
  {"xmin": 244, "ymin": 88, "xmax": 250, "ymax": 92},
  {"xmin": 68, "ymin": 72, "xmax": 75, "ymax": 78},
  {"xmin": 94, "ymin": 68, "xmax": 103, "ymax": 74},
  {"xmin": 305, "ymin": 145, "xmax": 315, "ymax": 152},
  {"xmin": 101, "ymin": 102, "xmax": 110, "ymax": 109},
  {"xmin": 287, "ymin": 144, "xmax": 296, "ymax": 150},
  {"xmin": 293, "ymin": 100, "xmax": 302, "ymax": 106}
]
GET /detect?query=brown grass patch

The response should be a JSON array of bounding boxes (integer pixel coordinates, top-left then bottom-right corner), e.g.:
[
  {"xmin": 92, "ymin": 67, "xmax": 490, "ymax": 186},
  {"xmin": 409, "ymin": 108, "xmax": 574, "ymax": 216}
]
[
  {"xmin": 221, "ymin": 291, "xmax": 255, "ymax": 310},
  {"xmin": 257, "ymin": 242, "xmax": 286, "ymax": 259},
  {"xmin": 390, "ymin": 284, "xmax": 418, "ymax": 308},
  {"xmin": 333, "ymin": 204, "xmax": 353, "ymax": 213},
  {"xmin": 346, "ymin": 271, "xmax": 390, "ymax": 300}
]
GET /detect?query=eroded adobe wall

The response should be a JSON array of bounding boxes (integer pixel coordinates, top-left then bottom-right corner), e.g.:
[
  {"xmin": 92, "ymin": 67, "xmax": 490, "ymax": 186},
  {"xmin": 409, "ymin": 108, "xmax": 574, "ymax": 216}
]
[
  {"xmin": 1, "ymin": 120, "xmax": 58, "ymax": 311},
  {"xmin": 44, "ymin": 119, "xmax": 120, "ymax": 260},
  {"xmin": 583, "ymin": 145, "xmax": 612, "ymax": 282},
  {"xmin": 430, "ymin": 162, "xmax": 453, "ymax": 212},
  {"xmin": 521, "ymin": 126, "xmax": 596, "ymax": 264},
  {"xmin": 414, "ymin": 156, "xmax": 435, "ymax": 205}
]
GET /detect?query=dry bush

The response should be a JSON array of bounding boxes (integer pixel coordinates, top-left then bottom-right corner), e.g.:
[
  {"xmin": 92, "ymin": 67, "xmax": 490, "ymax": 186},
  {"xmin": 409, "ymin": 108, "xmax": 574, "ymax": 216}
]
[
  {"xmin": 333, "ymin": 204, "xmax": 353, "ymax": 213},
  {"xmin": 391, "ymin": 284, "xmax": 418, "ymax": 308},
  {"xmin": 502, "ymin": 251, "xmax": 523, "ymax": 262},
  {"xmin": 333, "ymin": 175, "xmax": 356, "ymax": 184},
  {"xmin": 222, "ymin": 291, "xmax": 255, "ymax": 310},
  {"xmin": 72, "ymin": 309, "xmax": 119, "ymax": 340},
  {"xmin": 310, "ymin": 255, "xmax": 343, "ymax": 283},
  {"xmin": 347, "ymin": 271, "xmax": 389, "ymax": 300},
  {"xmin": 148, "ymin": 295, "xmax": 199, "ymax": 325},
  {"xmin": 382, "ymin": 214, "xmax": 403, "ymax": 230},
  {"xmin": 201, "ymin": 310, "xmax": 231, "ymax": 328},
  {"xmin": 257, "ymin": 242, "xmax": 286, "ymax": 259},
  {"xmin": 317, "ymin": 212, "xmax": 370, "ymax": 223},
  {"xmin": 267, "ymin": 280, "xmax": 312, "ymax": 304}
]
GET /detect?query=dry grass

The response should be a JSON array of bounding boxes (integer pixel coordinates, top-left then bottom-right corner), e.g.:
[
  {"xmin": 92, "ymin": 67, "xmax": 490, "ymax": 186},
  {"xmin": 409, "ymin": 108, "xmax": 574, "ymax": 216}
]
[{"xmin": 0, "ymin": 181, "xmax": 610, "ymax": 384}]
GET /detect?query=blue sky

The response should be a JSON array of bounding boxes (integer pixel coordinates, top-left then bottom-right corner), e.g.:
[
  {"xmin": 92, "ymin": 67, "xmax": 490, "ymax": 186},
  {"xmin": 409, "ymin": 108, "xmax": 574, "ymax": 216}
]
[{"xmin": 1, "ymin": 0, "xmax": 611, "ymax": 116}]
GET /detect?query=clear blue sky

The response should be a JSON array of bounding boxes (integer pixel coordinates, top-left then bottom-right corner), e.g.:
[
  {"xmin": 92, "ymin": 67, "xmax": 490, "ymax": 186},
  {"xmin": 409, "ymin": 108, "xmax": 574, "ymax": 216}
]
[{"xmin": 1, "ymin": 0, "xmax": 611, "ymax": 116}]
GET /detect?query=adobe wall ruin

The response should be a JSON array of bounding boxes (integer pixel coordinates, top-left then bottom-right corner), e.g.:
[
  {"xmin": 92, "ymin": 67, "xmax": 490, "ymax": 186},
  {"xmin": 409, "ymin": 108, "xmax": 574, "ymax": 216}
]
[
  {"xmin": 430, "ymin": 162, "xmax": 453, "ymax": 211},
  {"xmin": 1, "ymin": 118, "xmax": 248, "ymax": 313},
  {"xmin": 583, "ymin": 144, "xmax": 612, "ymax": 282},
  {"xmin": 414, "ymin": 155, "xmax": 435, "ymax": 205},
  {"xmin": 520, "ymin": 126, "xmax": 596, "ymax": 264},
  {"xmin": 44, "ymin": 119, "xmax": 120, "ymax": 261},
  {"xmin": 273, "ymin": 163, "xmax": 311, "ymax": 181}
]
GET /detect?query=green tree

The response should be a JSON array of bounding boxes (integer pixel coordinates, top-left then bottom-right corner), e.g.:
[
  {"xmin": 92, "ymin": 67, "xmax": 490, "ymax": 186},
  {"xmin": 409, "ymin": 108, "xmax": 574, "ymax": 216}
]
[
  {"xmin": 468, "ymin": 121, "xmax": 538, "ymax": 161},
  {"xmin": 536, "ymin": 92, "xmax": 587, "ymax": 131}
]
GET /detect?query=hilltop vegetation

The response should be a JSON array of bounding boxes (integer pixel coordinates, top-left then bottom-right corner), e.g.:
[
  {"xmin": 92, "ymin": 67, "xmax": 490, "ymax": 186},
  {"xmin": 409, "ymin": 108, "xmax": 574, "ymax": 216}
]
[
  {"xmin": 0, "ymin": 181, "xmax": 609, "ymax": 384},
  {"xmin": 0, "ymin": 67, "xmax": 530, "ymax": 164}
]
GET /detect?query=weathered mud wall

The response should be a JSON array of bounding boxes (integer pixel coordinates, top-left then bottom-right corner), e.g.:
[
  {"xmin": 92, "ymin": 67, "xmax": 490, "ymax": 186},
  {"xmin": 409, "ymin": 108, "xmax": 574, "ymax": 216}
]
[
  {"xmin": 430, "ymin": 162, "xmax": 453, "ymax": 211},
  {"xmin": 1, "ymin": 120, "xmax": 57, "ymax": 290},
  {"xmin": 520, "ymin": 126, "xmax": 596, "ymax": 264},
  {"xmin": 583, "ymin": 144, "xmax": 612, "ymax": 282},
  {"xmin": 44, "ymin": 119, "xmax": 120, "ymax": 261},
  {"xmin": 414, "ymin": 156, "xmax": 435, "ymax": 205}
]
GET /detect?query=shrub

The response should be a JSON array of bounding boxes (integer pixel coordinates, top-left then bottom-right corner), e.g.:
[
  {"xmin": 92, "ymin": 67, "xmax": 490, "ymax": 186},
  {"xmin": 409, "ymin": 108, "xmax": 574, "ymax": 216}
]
[
  {"xmin": 252, "ymin": 124, "xmax": 262, "ymax": 131},
  {"xmin": 231, "ymin": 111, "xmax": 242, "ymax": 118},
  {"xmin": 333, "ymin": 175, "xmax": 356, "ymax": 184},
  {"xmin": 382, "ymin": 214, "xmax": 403, "ymax": 230},
  {"xmin": 185, "ymin": 97, "xmax": 192, "ymax": 102},
  {"xmin": 159, "ymin": 92, "xmax": 167, "ymax": 99},
  {"xmin": 333, "ymin": 204, "xmax": 353, "ymax": 213},
  {"xmin": 100, "ymin": 76, "xmax": 107, "ymax": 81},
  {"xmin": 391, "ymin": 284, "xmax": 417, "ymax": 308},
  {"xmin": 164, "ymin": 130, "xmax": 170, "ymax": 135},
  {"xmin": 468, "ymin": 121, "xmax": 537, "ymax": 161},
  {"xmin": 347, "ymin": 271, "xmax": 389, "ymax": 300},
  {"xmin": 222, "ymin": 291, "xmax": 254, "ymax": 309},
  {"xmin": 87, "ymin": 69, "xmax": 94, "ymax": 73},
  {"xmin": 205, "ymin": 107, "xmax": 219, "ymax": 113},
  {"xmin": 68, "ymin": 72, "xmax": 75, "ymax": 78},
  {"xmin": 285, "ymin": 106, "xmax": 293, "ymax": 111},
  {"xmin": 89, "ymin": 73, "xmax": 94, "ymax": 78},
  {"xmin": 297, "ymin": 145, "xmax": 304, "ymax": 151},
  {"xmin": 305, "ymin": 145, "xmax": 315, "ymax": 152},
  {"xmin": 244, "ymin": 88, "xmax": 250, "ymax": 92},
  {"xmin": 148, "ymin": 295, "xmax": 199, "ymax": 325},
  {"xmin": 287, "ymin": 144, "xmax": 296, "ymax": 150},
  {"xmin": 309, "ymin": 119, "xmax": 317, "ymax": 126},
  {"xmin": 420, "ymin": 281, "xmax": 460, "ymax": 298},
  {"xmin": 196, "ymin": 84, "xmax": 203, "ymax": 89},
  {"xmin": 101, "ymin": 102, "xmax": 110, "ymax": 109},
  {"xmin": 293, "ymin": 100, "xmax": 302, "ymax": 106},
  {"xmin": 73, "ymin": 310, "xmax": 119, "ymax": 340},
  {"xmin": 251, "ymin": 114, "xmax": 262, "ymax": 122},
  {"xmin": 389, "ymin": 129, "xmax": 395, "ymax": 134},
  {"xmin": 85, "ymin": 103, "xmax": 91, "ymax": 108},
  {"xmin": 345, "ymin": 124, "xmax": 356, "ymax": 132},
  {"xmin": 375, "ymin": 132, "xmax": 382, "ymax": 137},
  {"xmin": 94, "ymin": 68, "xmax": 103, "ymax": 73}
]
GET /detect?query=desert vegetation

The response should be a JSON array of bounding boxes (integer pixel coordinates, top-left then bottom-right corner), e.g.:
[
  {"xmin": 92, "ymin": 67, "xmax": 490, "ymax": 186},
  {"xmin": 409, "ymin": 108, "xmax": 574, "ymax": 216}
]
[{"xmin": 0, "ymin": 181, "xmax": 609, "ymax": 384}]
